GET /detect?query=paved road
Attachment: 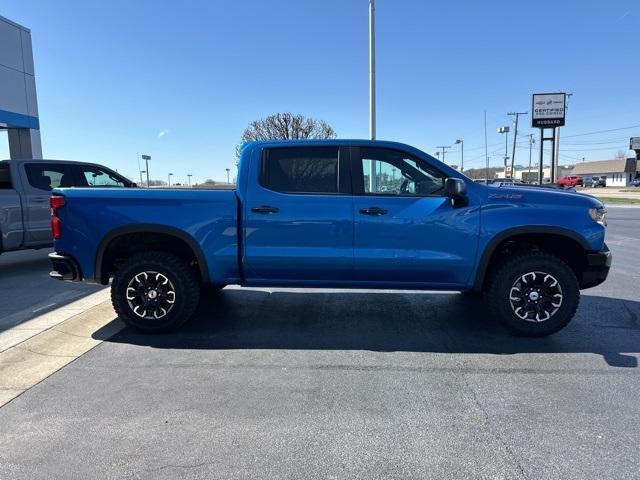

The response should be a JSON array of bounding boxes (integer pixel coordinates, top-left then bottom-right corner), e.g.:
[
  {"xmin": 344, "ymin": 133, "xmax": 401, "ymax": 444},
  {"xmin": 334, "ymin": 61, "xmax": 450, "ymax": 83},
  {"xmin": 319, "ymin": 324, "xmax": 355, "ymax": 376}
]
[
  {"xmin": 0, "ymin": 207, "xmax": 638, "ymax": 479},
  {"xmin": 0, "ymin": 249, "xmax": 104, "ymax": 330}
]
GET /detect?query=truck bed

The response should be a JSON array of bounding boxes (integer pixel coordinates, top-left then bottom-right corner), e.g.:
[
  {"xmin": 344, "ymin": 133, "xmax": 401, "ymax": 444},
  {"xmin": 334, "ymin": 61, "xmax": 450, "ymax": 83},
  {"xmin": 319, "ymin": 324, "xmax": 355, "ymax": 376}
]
[{"xmin": 53, "ymin": 188, "xmax": 240, "ymax": 284}]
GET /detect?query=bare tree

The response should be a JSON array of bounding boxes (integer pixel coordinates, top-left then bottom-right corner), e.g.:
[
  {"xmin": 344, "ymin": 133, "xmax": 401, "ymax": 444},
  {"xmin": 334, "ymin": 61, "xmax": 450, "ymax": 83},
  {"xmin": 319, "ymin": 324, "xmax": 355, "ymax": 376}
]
[
  {"xmin": 236, "ymin": 112, "xmax": 336, "ymax": 158},
  {"xmin": 614, "ymin": 150, "xmax": 628, "ymax": 160}
]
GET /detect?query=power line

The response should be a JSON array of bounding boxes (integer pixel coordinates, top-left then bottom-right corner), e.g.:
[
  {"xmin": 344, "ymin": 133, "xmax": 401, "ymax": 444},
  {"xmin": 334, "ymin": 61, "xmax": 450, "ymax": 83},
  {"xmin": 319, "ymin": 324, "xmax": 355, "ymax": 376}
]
[{"xmin": 562, "ymin": 124, "xmax": 640, "ymax": 138}]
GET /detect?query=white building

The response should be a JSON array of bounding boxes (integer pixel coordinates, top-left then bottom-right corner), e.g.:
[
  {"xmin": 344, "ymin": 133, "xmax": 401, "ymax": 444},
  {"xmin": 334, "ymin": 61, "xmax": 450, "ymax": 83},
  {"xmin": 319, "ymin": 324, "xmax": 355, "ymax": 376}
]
[{"xmin": 572, "ymin": 159, "xmax": 638, "ymax": 187}]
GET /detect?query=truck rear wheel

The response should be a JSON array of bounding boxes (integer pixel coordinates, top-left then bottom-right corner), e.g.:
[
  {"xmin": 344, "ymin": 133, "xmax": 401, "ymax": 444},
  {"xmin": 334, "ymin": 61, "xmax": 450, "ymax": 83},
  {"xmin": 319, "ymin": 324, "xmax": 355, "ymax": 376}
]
[
  {"xmin": 111, "ymin": 251, "xmax": 200, "ymax": 333},
  {"xmin": 484, "ymin": 252, "xmax": 580, "ymax": 337}
]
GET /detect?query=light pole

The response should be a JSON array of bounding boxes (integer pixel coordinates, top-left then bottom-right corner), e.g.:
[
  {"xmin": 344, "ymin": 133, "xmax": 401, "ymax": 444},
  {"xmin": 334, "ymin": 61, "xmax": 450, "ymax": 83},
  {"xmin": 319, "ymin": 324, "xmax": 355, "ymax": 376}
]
[
  {"xmin": 507, "ymin": 111, "xmax": 528, "ymax": 179},
  {"xmin": 498, "ymin": 127, "xmax": 510, "ymax": 176},
  {"xmin": 369, "ymin": 0, "xmax": 376, "ymax": 140},
  {"xmin": 141, "ymin": 155, "xmax": 151, "ymax": 187},
  {"xmin": 187, "ymin": 174, "xmax": 192, "ymax": 187},
  {"xmin": 226, "ymin": 168, "xmax": 231, "ymax": 184},
  {"xmin": 454, "ymin": 139, "xmax": 464, "ymax": 172},
  {"xmin": 168, "ymin": 172, "xmax": 173, "ymax": 187}
]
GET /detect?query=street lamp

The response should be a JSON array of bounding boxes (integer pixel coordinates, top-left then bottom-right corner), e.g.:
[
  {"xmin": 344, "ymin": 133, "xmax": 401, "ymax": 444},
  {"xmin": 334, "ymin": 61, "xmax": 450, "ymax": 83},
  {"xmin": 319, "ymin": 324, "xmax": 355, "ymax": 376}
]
[
  {"xmin": 187, "ymin": 174, "xmax": 192, "ymax": 187},
  {"xmin": 168, "ymin": 172, "xmax": 173, "ymax": 186},
  {"xmin": 497, "ymin": 127, "xmax": 510, "ymax": 176},
  {"xmin": 141, "ymin": 155, "xmax": 151, "ymax": 187},
  {"xmin": 454, "ymin": 139, "xmax": 464, "ymax": 172}
]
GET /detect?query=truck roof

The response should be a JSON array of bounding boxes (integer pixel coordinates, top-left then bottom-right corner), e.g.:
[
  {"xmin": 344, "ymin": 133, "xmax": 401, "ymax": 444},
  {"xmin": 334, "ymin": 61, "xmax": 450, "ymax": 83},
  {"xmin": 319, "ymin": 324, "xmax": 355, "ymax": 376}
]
[{"xmin": 241, "ymin": 139, "xmax": 425, "ymax": 150}]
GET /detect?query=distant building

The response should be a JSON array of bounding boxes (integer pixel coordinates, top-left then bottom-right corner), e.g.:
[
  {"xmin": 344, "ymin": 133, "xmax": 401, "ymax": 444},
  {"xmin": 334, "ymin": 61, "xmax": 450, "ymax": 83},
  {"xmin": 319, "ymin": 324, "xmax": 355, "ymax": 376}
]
[
  {"xmin": 571, "ymin": 158, "xmax": 638, "ymax": 187},
  {"xmin": 508, "ymin": 165, "xmax": 573, "ymax": 183}
]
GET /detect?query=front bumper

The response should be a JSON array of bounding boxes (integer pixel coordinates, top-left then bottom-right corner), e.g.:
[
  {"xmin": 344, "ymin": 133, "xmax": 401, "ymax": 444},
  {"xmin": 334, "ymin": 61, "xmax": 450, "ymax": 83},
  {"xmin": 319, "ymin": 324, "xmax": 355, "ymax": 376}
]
[
  {"xmin": 580, "ymin": 244, "xmax": 612, "ymax": 289},
  {"xmin": 49, "ymin": 252, "xmax": 82, "ymax": 282}
]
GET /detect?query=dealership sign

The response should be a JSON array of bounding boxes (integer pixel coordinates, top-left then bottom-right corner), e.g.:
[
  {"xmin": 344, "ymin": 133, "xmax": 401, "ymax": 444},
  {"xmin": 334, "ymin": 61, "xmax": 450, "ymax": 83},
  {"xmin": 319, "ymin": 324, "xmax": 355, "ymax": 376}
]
[
  {"xmin": 630, "ymin": 137, "xmax": 640, "ymax": 150},
  {"xmin": 532, "ymin": 93, "xmax": 566, "ymax": 127}
]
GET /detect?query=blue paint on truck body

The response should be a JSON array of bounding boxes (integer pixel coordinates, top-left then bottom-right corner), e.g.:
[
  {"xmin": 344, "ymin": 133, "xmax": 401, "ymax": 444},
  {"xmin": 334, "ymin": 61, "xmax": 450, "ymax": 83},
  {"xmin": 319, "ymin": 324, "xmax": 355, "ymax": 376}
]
[{"xmin": 52, "ymin": 140, "xmax": 607, "ymax": 291}]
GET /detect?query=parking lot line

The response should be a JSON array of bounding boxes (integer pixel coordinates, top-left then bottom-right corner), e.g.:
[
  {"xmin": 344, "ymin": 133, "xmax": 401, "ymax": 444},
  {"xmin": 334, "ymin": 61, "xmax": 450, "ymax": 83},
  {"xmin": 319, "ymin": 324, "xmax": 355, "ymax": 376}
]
[{"xmin": 0, "ymin": 299, "xmax": 123, "ymax": 407}]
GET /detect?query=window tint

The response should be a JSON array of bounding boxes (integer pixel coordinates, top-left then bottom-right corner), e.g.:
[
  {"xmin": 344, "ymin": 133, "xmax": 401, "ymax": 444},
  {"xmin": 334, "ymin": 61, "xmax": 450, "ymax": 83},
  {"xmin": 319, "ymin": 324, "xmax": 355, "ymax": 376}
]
[
  {"xmin": 25, "ymin": 163, "xmax": 75, "ymax": 191},
  {"xmin": 263, "ymin": 147, "xmax": 339, "ymax": 193},
  {"xmin": 0, "ymin": 163, "xmax": 11, "ymax": 189},
  {"xmin": 77, "ymin": 166, "xmax": 126, "ymax": 187},
  {"xmin": 360, "ymin": 148, "xmax": 445, "ymax": 196}
]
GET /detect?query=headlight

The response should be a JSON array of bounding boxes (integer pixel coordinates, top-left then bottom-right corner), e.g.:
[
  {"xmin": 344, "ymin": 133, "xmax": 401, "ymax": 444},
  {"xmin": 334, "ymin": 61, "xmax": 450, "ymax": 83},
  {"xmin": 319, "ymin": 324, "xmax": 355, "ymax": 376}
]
[{"xmin": 589, "ymin": 206, "xmax": 607, "ymax": 226}]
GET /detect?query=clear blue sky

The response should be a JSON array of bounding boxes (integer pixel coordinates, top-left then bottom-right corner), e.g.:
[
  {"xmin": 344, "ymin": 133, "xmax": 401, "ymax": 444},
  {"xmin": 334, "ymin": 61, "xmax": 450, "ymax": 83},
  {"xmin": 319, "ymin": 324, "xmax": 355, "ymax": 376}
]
[{"xmin": 1, "ymin": 0, "xmax": 638, "ymax": 182}]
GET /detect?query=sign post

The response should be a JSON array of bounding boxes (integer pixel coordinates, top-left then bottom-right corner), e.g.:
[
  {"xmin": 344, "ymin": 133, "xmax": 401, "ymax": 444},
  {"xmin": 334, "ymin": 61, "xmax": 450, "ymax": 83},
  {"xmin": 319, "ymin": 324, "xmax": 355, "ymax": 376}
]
[
  {"xmin": 630, "ymin": 137, "xmax": 640, "ymax": 157},
  {"xmin": 532, "ymin": 93, "xmax": 566, "ymax": 184}
]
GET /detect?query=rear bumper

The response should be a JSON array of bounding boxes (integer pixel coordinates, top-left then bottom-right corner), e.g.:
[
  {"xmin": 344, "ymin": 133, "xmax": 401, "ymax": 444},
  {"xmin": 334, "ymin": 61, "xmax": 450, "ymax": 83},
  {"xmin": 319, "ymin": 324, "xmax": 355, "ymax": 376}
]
[
  {"xmin": 580, "ymin": 244, "xmax": 612, "ymax": 289},
  {"xmin": 49, "ymin": 252, "xmax": 82, "ymax": 282}
]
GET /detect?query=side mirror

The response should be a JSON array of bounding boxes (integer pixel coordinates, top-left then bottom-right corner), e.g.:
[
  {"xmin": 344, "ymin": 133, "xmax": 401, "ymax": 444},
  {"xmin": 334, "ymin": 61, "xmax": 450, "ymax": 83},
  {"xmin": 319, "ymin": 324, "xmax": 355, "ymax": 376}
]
[{"xmin": 444, "ymin": 177, "xmax": 468, "ymax": 207}]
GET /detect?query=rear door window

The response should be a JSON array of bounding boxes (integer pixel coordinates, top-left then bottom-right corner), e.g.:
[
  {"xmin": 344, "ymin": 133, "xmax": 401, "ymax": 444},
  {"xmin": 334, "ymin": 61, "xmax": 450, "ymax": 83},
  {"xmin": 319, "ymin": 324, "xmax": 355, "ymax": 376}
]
[
  {"xmin": 262, "ymin": 147, "xmax": 340, "ymax": 194},
  {"xmin": 24, "ymin": 163, "xmax": 76, "ymax": 191},
  {"xmin": 0, "ymin": 163, "xmax": 11, "ymax": 189}
]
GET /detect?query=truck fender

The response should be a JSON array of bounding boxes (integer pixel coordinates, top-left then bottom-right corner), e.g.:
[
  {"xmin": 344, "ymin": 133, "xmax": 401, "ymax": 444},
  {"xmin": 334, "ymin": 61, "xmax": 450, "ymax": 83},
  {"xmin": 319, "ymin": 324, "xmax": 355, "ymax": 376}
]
[
  {"xmin": 94, "ymin": 224, "xmax": 210, "ymax": 284},
  {"xmin": 472, "ymin": 226, "xmax": 591, "ymax": 292}
]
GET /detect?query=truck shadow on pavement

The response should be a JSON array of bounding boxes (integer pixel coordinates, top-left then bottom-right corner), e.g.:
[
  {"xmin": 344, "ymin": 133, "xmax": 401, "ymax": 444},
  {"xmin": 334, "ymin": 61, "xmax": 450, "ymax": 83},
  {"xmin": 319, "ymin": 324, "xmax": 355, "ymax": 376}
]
[{"xmin": 94, "ymin": 289, "xmax": 640, "ymax": 368}]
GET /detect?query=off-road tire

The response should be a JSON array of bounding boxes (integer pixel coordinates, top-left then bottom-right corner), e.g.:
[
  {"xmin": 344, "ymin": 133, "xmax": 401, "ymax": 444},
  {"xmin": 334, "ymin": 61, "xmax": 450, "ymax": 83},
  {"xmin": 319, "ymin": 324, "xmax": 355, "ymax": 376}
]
[
  {"xmin": 484, "ymin": 252, "xmax": 580, "ymax": 337},
  {"xmin": 111, "ymin": 251, "xmax": 200, "ymax": 333}
]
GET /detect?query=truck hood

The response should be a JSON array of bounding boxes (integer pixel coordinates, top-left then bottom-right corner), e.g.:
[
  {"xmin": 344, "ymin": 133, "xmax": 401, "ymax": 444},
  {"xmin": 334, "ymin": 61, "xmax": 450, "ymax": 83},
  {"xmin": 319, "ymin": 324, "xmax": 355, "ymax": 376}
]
[{"xmin": 475, "ymin": 183, "xmax": 604, "ymax": 209}]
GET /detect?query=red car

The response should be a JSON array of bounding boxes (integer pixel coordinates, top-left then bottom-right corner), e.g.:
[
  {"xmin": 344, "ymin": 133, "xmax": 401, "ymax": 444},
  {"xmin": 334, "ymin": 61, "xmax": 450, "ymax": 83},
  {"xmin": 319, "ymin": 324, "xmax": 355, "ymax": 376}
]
[{"xmin": 556, "ymin": 175, "xmax": 583, "ymax": 187}]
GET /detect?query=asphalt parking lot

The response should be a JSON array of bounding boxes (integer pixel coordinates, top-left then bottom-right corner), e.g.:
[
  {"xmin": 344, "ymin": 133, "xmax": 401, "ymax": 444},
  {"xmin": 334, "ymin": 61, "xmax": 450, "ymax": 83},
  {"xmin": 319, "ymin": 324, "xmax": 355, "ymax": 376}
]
[{"xmin": 0, "ymin": 206, "xmax": 638, "ymax": 479}]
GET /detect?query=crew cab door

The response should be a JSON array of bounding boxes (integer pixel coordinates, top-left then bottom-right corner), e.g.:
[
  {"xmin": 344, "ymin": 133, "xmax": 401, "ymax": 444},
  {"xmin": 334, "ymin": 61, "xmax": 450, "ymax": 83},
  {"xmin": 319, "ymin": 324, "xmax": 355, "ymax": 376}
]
[
  {"xmin": 243, "ymin": 146, "xmax": 353, "ymax": 283},
  {"xmin": 21, "ymin": 163, "xmax": 76, "ymax": 245},
  {"xmin": 351, "ymin": 146, "xmax": 479, "ymax": 287}
]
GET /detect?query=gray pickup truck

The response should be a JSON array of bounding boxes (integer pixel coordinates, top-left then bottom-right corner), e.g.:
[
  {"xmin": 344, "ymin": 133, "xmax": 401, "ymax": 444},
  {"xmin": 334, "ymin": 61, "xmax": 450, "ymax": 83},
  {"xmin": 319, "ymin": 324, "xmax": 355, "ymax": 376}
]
[{"xmin": 0, "ymin": 159, "xmax": 134, "ymax": 254}]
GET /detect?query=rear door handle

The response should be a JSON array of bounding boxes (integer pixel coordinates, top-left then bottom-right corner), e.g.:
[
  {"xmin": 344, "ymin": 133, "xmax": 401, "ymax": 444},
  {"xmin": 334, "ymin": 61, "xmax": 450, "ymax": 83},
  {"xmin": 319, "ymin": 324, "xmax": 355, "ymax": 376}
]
[
  {"xmin": 251, "ymin": 205, "xmax": 279, "ymax": 214},
  {"xmin": 359, "ymin": 207, "xmax": 388, "ymax": 216}
]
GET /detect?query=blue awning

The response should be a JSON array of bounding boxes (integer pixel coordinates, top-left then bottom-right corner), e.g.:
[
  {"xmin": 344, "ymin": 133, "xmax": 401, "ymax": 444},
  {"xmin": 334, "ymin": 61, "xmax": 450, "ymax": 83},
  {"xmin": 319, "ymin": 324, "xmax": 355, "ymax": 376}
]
[{"xmin": 0, "ymin": 109, "xmax": 39, "ymax": 129}]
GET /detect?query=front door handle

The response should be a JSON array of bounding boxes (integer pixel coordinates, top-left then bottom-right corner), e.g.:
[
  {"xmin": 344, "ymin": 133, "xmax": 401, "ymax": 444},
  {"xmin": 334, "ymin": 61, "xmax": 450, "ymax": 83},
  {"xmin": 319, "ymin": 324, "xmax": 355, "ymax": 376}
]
[
  {"xmin": 359, "ymin": 206, "xmax": 388, "ymax": 216},
  {"xmin": 251, "ymin": 205, "xmax": 279, "ymax": 214}
]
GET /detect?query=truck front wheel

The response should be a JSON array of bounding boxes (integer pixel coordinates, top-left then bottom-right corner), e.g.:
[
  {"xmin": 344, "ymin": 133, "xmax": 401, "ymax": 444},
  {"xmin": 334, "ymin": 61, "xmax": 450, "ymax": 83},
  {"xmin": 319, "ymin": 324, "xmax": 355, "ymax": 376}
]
[
  {"xmin": 111, "ymin": 251, "xmax": 200, "ymax": 333},
  {"xmin": 485, "ymin": 252, "xmax": 580, "ymax": 337}
]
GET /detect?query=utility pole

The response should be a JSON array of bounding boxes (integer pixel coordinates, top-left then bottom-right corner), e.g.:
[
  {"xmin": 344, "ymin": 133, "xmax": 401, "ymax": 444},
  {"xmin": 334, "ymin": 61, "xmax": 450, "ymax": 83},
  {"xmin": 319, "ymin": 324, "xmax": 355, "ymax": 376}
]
[
  {"xmin": 369, "ymin": 0, "xmax": 376, "ymax": 140},
  {"xmin": 507, "ymin": 111, "xmax": 527, "ymax": 178},
  {"xmin": 484, "ymin": 110, "xmax": 489, "ymax": 183},
  {"xmin": 527, "ymin": 134, "xmax": 535, "ymax": 182},
  {"xmin": 141, "ymin": 155, "xmax": 151, "ymax": 187},
  {"xmin": 436, "ymin": 145, "xmax": 451, "ymax": 164}
]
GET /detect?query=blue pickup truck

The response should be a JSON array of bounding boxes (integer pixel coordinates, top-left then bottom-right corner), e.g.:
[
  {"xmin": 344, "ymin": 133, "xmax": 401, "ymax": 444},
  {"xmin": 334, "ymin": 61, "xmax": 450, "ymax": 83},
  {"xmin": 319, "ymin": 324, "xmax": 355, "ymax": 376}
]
[{"xmin": 49, "ymin": 140, "xmax": 611, "ymax": 336}]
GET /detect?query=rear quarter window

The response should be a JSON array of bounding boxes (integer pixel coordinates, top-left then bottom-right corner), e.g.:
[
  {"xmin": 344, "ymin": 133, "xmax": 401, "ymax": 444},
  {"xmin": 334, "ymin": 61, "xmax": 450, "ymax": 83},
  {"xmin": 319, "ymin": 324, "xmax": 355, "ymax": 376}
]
[{"xmin": 262, "ymin": 147, "xmax": 339, "ymax": 194}]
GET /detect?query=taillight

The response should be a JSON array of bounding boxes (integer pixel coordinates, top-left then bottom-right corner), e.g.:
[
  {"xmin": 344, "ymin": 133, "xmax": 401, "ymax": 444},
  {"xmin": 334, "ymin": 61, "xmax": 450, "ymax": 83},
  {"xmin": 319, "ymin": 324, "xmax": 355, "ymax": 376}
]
[{"xmin": 51, "ymin": 195, "xmax": 66, "ymax": 240}]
